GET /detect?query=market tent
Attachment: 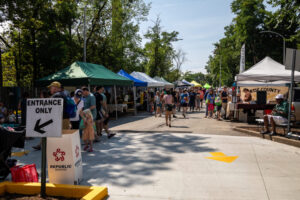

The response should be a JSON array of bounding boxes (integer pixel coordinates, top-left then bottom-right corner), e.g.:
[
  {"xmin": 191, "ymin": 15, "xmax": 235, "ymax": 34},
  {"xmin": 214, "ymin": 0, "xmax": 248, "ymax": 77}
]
[
  {"xmin": 237, "ymin": 80, "xmax": 289, "ymax": 86},
  {"xmin": 203, "ymin": 83, "xmax": 211, "ymax": 89},
  {"xmin": 182, "ymin": 79, "xmax": 193, "ymax": 86},
  {"xmin": 236, "ymin": 56, "xmax": 300, "ymax": 82},
  {"xmin": 173, "ymin": 80, "xmax": 190, "ymax": 87},
  {"xmin": 37, "ymin": 61, "xmax": 133, "ymax": 86},
  {"xmin": 153, "ymin": 76, "xmax": 174, "ymax": 88},
  {"xmin": 118, "ymin": 69, "xmax": 147, "ymax": 87},
  {"xmin": 130, "ymin": 72, "xmax": 165, "ymax": 87},
  {"xmin": 190, "ymin": 80, "xmax": 202, "ymax": 87}
]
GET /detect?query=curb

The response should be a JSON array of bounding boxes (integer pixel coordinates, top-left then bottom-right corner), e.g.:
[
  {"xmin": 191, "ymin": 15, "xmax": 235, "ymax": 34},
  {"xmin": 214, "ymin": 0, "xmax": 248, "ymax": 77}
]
[{"xmin": 233, "ymin": 127, "xmax": 300, "ymax": 148}]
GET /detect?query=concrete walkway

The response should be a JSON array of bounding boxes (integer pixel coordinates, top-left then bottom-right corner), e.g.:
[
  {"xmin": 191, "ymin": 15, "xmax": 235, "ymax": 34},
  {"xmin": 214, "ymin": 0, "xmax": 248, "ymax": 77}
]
[{"xmin": 15, "ymin": 111, "xmax": 300, "ymax": 200}]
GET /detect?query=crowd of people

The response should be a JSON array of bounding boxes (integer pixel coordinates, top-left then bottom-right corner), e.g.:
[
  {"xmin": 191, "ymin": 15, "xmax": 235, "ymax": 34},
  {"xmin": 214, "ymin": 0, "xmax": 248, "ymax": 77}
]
[
  {"xmin": 151, "ymin": 86, "xmax": 232, "ymax": 127},
  {"xmin": 31, "ymin": 81, "xmax": 115, "ymax": 152}
]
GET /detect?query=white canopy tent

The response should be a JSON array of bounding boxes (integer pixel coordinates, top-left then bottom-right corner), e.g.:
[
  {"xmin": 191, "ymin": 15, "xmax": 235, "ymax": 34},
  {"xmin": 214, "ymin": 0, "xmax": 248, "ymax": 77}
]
[
  {"xmin": 153, "ymin": 76, "xmax": 174, "ymax": 88},
  {"xmin": 236, "ymin": 56, "xmax": 300, "ymax": 83},
  {"xmin": 131, "ymin": 72, "xmax": 165, "ymax": 87}
]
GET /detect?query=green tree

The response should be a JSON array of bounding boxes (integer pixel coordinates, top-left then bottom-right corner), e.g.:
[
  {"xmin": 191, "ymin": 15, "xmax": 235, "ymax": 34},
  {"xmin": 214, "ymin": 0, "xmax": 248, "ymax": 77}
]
[{"xmin": 144, "ymin": 17, "xmax": 179, "ymax": 78}]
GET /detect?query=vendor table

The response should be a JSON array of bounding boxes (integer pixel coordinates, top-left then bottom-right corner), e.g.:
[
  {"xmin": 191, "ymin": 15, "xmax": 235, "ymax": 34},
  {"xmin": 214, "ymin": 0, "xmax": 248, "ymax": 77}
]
[
  {"xmin": 236, "ymin": 104, "xmax": 276, "ymax": 123},
  {"xmin": 107, "ymin": 104, "xmax": 128, "ymax": 113},
  {"xmin": 237, "ymin": 104, "xmax": 275, "ymax": 110}
]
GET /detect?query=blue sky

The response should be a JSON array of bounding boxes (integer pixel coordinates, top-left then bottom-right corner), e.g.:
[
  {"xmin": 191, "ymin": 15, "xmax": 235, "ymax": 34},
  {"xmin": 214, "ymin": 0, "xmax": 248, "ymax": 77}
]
[{"xmin": 139, "ymin": 0, "xmax": 235, "ymax": 74}]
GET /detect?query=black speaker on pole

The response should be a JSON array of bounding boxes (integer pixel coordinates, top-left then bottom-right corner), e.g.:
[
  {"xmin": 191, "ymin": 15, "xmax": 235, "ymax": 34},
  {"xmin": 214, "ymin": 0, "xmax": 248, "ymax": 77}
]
[{"xmin": 257, "ymin": 91, "xmax": 267, "ymax": 104}]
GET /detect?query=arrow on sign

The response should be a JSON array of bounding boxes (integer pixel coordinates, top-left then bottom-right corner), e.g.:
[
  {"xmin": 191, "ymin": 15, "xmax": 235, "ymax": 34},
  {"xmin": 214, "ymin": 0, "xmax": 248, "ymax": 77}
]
[
  {"xmin": 34, "ymin": 119, "xmax": 53, "ymax": 134},
  {"xmin": 206, "ymin": 152, "xmax": 238, "ymax": 163}
]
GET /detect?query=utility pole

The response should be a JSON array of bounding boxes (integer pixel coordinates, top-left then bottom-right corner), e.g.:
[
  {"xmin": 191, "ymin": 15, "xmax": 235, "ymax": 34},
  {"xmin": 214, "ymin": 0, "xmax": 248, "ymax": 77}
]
[
  {"xmin": 83, "ymin": 5, "xmax": 87, "ymax": 62},
  {"xmin": 219, "ymin": 55, "xmax": 222, "ymax": 88}
]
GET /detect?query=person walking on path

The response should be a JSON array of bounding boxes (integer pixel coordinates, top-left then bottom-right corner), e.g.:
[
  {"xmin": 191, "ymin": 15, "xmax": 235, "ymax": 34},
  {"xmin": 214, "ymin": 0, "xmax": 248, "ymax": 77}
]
[
  {"xmin": 80, "ymin": 109, "xmax": 95, "ymax": 152},
  {"xmin": 163, "ymin": 90, "xmax": 174, "ymax": 127},
  {"xmin": 189, "ymin": 89, "xmax": 196, "ymax": 112},
  {"xmin": 215, "ymin": 91, "xmax": 222, "ymax": 120},
  {"xmin": 70, "ymin": 89, "xmax": 84, "ymax": 129},
  {"xmin": 199, "ymin": 88, "xmax": 204, "ymax": 109},
  {"xmin": 155, "ymin": 91, "xmax": 162, "ymax": 117},
  {"xmin": 180, "ymin": 89, "xmax": 189, "ymax": 118},
  {"xmin": 171, "ymin": 88, "xmax": 177, "ymax": 118},
  {"xmin": 221, "ymin": 86, "xmax": 228, "ymax": 119},
  {"xmin": 100, "ymin": 87, "xmax": 116, "ymax": 139},
  {"xmin": 204, "ymin": 89, "xmax": 209, "ymax": 118},
  {"xmin": 94, "ymin": 86, "xmax": 104, "ymax": 136},
  {"xmin": 206, "ymin": 89, "xmax": 215, "ymax": 118}
]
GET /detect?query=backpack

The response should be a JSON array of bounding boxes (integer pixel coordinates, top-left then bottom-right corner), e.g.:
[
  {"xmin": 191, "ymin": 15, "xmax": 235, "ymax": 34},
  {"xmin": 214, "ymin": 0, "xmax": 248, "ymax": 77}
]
[
  {"xmin": 215, "ymin": 96, "xmax": 222, "ymax": 106},
  {"xmin": 65, "ymin": 96, "xmax": 77, "ymax": 118}
]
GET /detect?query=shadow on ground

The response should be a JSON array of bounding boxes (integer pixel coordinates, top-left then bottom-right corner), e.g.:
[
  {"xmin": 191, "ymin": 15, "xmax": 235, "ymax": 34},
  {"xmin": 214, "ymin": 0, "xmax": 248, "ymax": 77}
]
[{"xmin": 81, "ymin": 132, "xmax": 216, "ymax": 187}]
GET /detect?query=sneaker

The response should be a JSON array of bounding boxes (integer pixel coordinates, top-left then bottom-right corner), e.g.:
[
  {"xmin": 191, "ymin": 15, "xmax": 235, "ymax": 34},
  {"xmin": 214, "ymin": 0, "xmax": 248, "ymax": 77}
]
[
  {"xmin": 261, "ymin": 130, "xmax": 270, "ymax": 134},
  {"xmin": 269, "ymin": 131, "xmax": 277, "ymax": 136},
  {"xmin": 32, "ymin": 145, "xmax": 41, "ymax": 151},
  {"xmin": 84, "ymin": 145, "xmax": 89, "ymax": 151},
  {"xmin": 169, "ymin": 124, "xmax": 171, "ymax": 127},
  {"xmin": 108, "ymin": 133, "xmax": 116, "ymax": 139},
  {"xmin": 173, "ymin": 115, "xmax": 177, "ymax": 118}
]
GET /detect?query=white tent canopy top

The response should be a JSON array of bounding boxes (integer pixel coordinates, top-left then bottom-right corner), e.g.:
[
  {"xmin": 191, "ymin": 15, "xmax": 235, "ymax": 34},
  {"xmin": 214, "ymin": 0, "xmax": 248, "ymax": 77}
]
[
  {"xmin": 236, "ymin": 56, "xmax": 300, "ymax": 83},
  {"xmin": 130, "ymin": 72, "xmax": 165, "ymax": 87}
]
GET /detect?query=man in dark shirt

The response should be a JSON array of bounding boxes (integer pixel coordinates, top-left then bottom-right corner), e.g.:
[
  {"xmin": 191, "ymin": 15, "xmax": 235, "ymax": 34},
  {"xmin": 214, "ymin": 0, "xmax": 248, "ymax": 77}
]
[
  {"xmin": 94, "ymin": 86, "xmax": 104, "ymax": 136},
  {"xmin": 221, "ymin": 86, "xmax": 228, "ymax": 119}
]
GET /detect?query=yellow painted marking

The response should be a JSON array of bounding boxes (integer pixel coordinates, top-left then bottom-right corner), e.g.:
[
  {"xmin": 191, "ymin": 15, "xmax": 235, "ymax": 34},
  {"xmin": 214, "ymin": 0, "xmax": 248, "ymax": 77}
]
[
  {"xmin": 206, "ymin": 152, "xmax": 238, "ymax": 163},
  {"xmin": 11, "ymin": 150, "xmax": 30, "ymax": 157}
]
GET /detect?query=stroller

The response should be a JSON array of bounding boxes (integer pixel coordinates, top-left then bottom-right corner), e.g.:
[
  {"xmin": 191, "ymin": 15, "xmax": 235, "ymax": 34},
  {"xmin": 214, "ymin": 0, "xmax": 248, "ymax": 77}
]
[{"xmin": 0, "ymin": 126, "xmax": 25, "ymax": 180}]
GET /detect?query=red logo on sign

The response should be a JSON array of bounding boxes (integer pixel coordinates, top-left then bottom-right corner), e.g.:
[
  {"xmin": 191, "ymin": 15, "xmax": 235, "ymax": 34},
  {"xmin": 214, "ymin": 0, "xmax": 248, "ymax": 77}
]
[
  {"xmin": 53, "ymin": 148, "xmax": 65, "ymax": 161},
  {"xmin": 75, "ymin": 145, "xmax": 79, "ymax": 158}
]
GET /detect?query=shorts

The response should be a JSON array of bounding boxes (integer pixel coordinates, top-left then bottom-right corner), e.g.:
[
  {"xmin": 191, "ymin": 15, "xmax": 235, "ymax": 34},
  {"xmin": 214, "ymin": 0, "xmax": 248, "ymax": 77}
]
[
  {"xmin": 267, "ymin": 115, "xmax": 288, "ymax": 125},
  {"xmin": 156, "ymin": 103, "xmax": 162, "ymax": 108},
  {"xmin": 103, "ymin": 117, "xmax": 109, "ymax": 125},
  {"xmin": 217, "ymin": 105, "xmax": 222, "ymax": 111},
  {"xmin": 165, "ymin": 104, "xmax": 173, "ymax": 111},
  {"xmin": 181, "ymin": 103, "xmax": 188, "ymax": 107},
  {"xmin": 208, "ymin": 104, "xmax": 214, "ymax": 111}
]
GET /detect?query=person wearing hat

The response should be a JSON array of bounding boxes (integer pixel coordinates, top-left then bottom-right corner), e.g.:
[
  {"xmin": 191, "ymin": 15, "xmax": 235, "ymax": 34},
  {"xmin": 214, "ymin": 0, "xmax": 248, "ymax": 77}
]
[
  {"xmin": 48, "ymin": 81, "xmax": 71, "ymax": 129},
  {"xmin": 70, "ymin": 89, "xmax": 84, "ymax": 129},
  {"xmin": 262, "ymin": 94, "xmax": 289, "ymax": 135}
]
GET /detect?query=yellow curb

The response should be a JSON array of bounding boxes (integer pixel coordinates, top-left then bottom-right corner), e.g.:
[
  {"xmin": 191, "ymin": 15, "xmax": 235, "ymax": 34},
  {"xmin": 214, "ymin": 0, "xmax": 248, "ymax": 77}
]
[{"xmin": 0, "ymin": 181, "xmax": 108, "ymax": 200}]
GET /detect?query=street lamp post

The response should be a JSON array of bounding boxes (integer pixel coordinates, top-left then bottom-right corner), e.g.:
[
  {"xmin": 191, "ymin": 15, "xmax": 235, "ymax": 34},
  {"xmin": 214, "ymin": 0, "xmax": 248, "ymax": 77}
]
[{"xmin": 260, "ymin": 30, "xmax": 286, "ymax": 65}]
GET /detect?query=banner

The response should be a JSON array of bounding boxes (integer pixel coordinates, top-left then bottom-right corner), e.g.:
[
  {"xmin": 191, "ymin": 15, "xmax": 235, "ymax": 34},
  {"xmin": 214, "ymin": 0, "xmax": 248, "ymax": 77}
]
[
  {"xmin": 240, "ymin": 44, "xmax": 245, "ymax": 73},
  {"xmin": 240, "ymin": 86, "xmax": 289, "ymax": 102}
]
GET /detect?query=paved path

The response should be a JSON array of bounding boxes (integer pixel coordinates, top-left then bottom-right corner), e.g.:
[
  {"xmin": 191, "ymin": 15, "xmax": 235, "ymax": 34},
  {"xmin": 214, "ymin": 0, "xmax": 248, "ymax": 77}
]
[{"xmin": 15, "ymin": 111, "xmax": 300, "ymax": 200}]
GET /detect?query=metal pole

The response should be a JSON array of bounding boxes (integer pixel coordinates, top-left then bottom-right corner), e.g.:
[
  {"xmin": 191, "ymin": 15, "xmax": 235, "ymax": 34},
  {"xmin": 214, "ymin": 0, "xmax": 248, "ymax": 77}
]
[
  {"xmin": 114, "ymin": 85, "xmax": 118, "ymax": 120},
  {"xmin": 133, "ymin": 86, "xmax": 137, "ymax": 115},
  {"xmin": 283, "ymin": 39, "xmax": 286, "ymax": 66},
  {"xmin": 219, "ymin": 56, "xmax": 222, "ymax": 88},
  {"xmin": 83, "ymin": 5, "xmax": 87, "ymax": 62},
  {"xmin": 41, "ymin": 137, "xmax": 47, "ymax": 198},
  {"xmin": 287, "ymin": 49, "xmax": 296, "ymax": 135}
]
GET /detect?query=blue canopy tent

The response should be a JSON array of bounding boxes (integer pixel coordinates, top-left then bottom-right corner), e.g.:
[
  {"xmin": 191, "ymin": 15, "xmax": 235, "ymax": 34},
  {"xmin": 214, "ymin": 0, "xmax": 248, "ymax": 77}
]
[
  {"xmin": 117, "ymin": 69, "xmax": 147, "ymax": 115},
  {"xmin": 117, "ymin": 69, "xmax": 147, "ymax": 87}
]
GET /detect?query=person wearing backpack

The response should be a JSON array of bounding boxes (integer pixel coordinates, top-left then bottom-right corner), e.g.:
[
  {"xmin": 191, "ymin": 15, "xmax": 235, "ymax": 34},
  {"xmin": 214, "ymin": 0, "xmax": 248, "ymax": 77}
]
[
  {"xmin": 32, "ymin": 81, "xmax": 70, "ymax": 150},
  {"xmin": 49, "ymin": 82, "xmax": 72, "ymax": 129}
]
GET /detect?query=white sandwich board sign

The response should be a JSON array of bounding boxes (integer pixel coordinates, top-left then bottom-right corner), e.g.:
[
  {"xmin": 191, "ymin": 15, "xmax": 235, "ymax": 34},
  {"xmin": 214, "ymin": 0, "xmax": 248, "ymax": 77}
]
[{"xmin": 26, "ymin": 98, "xmax": 63, "ymax": 137}]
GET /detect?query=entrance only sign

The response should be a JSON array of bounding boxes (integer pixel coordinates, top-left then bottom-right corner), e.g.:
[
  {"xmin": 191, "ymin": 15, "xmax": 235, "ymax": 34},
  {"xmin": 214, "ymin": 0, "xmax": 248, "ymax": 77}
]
[{"xmin": 26, "ymin": 98, "xmax": 63, "ymax": 138}]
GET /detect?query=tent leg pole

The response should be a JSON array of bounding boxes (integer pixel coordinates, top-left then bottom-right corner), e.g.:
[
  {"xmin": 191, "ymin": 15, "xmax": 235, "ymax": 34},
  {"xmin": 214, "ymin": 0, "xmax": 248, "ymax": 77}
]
[
  {"xmin": 114, "ymin": 85, "xmax": 118, "ymax": 120},
  {"xmin": 133, "ymin": 86, "xmax": 137, "ymax": 115}
]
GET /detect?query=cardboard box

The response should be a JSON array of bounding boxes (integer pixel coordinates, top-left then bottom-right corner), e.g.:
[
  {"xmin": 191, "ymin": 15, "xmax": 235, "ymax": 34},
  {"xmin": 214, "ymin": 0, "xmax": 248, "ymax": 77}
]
[{"xmin": 47, "ymin": 130, "xmax": 82, "ymax": 185}]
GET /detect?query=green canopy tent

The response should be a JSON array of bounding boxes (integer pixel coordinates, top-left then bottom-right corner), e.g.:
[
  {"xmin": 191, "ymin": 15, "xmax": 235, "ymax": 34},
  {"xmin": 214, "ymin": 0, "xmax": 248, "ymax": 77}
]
[
  {"xmin": 37, "ymin": 61, "xmax": 133, "ymax": 120},
  {"xmin": 37, "ymin": 61, "xmax": 133, "ymax": 86},
  {"xmin": 203, "ymin": 83, "xmax": 211, "ymax": 89}
]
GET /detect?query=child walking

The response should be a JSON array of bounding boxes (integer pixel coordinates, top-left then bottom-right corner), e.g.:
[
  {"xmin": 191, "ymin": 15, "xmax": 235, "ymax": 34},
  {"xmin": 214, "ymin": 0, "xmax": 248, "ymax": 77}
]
[{"xmin": 80, "ymin": 109, "xmax": 95, "ymax": 152}]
